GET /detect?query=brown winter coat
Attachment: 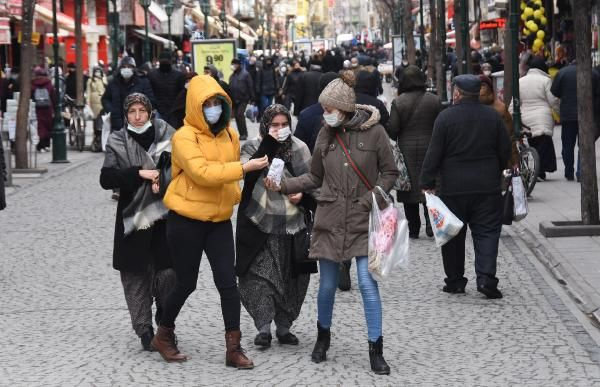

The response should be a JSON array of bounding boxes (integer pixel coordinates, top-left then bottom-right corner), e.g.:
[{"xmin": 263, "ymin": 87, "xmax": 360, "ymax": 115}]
[{"xmin": 281, "ymin": 105, "xmax": 399, "ymax": 263}]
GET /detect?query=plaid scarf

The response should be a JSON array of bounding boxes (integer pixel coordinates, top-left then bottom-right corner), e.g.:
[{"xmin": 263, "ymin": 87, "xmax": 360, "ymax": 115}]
[
  {"xmin": 103, "ymin": 119, "xmax": 174, "ymax": 236},
  {"xmin": 242, "ymin": 136, "xmax": 312, "ymax": 235}
]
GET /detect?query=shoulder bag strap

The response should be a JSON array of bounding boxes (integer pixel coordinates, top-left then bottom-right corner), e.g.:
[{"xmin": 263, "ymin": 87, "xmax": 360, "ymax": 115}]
[
  {"xmin": 402, "ymin": 91, "xmax": 426, "ymax": 129},
  {"xmin": 335, "ymin": 132, "xmax": 373, "ymax": 190}
]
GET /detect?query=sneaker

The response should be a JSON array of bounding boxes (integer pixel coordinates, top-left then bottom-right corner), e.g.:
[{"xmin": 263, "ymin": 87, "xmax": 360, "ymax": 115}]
[
  {"xmin": 477, "ymin": 285, "xmax": 503, "ymax": 299},
  {"xmin": 140, "ymin": 329, "xmax": 155, "ymax": 351}
]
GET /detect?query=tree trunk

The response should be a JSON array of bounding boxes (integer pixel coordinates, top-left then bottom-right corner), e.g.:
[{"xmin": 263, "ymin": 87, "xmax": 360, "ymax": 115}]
[
  {"xmin": 429, "ymin": 0, "xmax": 438, "ymax": 88},
  {"xmin": 573, "ymin": 0, "xmax": 600, "ymax": 225},
  {"xmin": 403, "ymin": 0, "xmax": 416, "ymax": 64},
  {"xmin": 15, "ymin": 0, "xmax": 36, "ymax": 169}
]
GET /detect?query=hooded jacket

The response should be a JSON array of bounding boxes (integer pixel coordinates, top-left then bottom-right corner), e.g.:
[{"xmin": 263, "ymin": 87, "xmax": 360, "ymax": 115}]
[
  {"xmin": 163, "ymin": 75, "xmax": 243, "ymax": 222},
  {"xmin": 280, "ymin": 105, "xmax": 399, "ymax": 262}
]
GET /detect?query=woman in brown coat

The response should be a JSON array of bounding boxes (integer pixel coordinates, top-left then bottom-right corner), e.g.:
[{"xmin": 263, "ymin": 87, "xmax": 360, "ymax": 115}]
[{"xmin": 265, "ymin": 72, "xmax": 398, "ymax": 375}]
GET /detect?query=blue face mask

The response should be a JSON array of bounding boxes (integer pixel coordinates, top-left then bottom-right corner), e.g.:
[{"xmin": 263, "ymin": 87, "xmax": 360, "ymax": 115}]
[{"xmin": 203, "ymin": 104, "xmax": 222, "ymax": 124}]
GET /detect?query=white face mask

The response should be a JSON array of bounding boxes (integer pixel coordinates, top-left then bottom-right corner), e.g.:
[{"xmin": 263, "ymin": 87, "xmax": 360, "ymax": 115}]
[
  {"xmin": 323, "ymin": 111, "xmax": 342, "ymax": 127},
  {"xmin": 276, "ymin": 126, "xmax": 291, "ymax": 142},
  {"xmin": 483, "ymin": 70, "xmax": 491, "ymax": 76},
  {"xmin": 184, "ymin": 82, "xmax": 189, "ymax": 89},
  {"xmin": 280, "ymin": 67, "xmax": 287, "ymax": 74},
  {"xmin": 120, "ymin": 68, "xmax": 134, "ymax": 79},
  {"xmin": 127, "ymin": 121, "xmax": 152, "ymax": 134},
  {"xmin": 231, "ymin": 64, "xmax": 237, "ymax": 71},
  {"xmin": 203, "ymin": 104, "xmax": 222, "ymax": 124}
]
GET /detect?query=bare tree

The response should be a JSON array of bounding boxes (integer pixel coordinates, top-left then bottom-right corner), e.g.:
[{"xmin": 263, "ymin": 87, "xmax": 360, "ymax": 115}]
[
  {"xmin": 402, "ymin": 0, "xmax": 416, "ymax": 64},
  {"xmin": 428, "ymin": 0, "xmax": 438, "ymax": 86},
  {"xmin": 15, "ymin": 0, "xmax": 36, "ymax": 169},
  {"xmin": 573, "ymin": 0, "xmax": 599, "ymax": 225}
]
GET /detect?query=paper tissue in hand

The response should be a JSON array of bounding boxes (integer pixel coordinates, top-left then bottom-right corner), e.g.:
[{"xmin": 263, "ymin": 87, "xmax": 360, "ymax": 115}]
[{"xmin": 267, "ymin": 158, "xmax": 285, "ymax": 186}]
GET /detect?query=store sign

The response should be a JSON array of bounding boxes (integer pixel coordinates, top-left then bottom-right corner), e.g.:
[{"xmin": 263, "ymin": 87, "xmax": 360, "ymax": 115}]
[
  {"xmin": 480, "ymin": 18, "xmax": 506, "ymax": 30},
  {"xmin": 191, "ymin": 39, "xmax": 237, "ymax": 82},
  {"xmin": 17, "ymin": 31, "xmax": 41, "ymax": 45}
]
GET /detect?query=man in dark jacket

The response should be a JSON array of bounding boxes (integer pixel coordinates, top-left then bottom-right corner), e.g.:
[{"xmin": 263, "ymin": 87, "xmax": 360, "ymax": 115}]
[
  {"xmin": 293, "ymin": 64, "xmax": 323, "ymax": 116},
  {"xmin": 294, "ymin": 72, "xmax": 339, "ymax": 153},
  {"xmin": 147, "ymin": 51, "xmax": 185, "ymax": 127},
  {"xmin": 355, "ymin": 70, "xmax": 389, "ymax": 131},
  {"xmin": 102, "ymin": 56, "xmax": 156, "ymax": 132},
  {"xmin": 420, "ymin": 74, "xmax": 511, "ymax": 299},
  {"xmin": 283, "ymin": 61, "xmax": 303, "ymax": 110},
  {"xmin": 229, "ymin": 58, "xmax": 255, "ymax": 140},
  {"xmin": 256, "ymin": 57, "xmax": 279, "ymax": 119},
  {"xmin": 204, "ymin": 64, "xmax": 232, "ymax": 101},
  {"xmin": 551, "ymin": 62, "xmax": 600, "ymax": 181}
]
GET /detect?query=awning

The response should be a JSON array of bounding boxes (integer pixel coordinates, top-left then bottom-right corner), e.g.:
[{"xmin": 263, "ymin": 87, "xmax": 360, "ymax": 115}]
[
  {"xmin": 226, "ymin": 24, "xmax": 255, "ymax": 46},
  {"xmin": 189, "ymin": 6, "xmax": 223, "ymax": 35},
  {"xmin": 34, "ymin": 4, "xmax": 89, "ymax": 34},
  {"xmin": 133, "ymin": 29, "xmax": 176, "ymax": 49},
  {"xmin": 225, "ymin": 14, "xmax": 259, "ymax": 39}
]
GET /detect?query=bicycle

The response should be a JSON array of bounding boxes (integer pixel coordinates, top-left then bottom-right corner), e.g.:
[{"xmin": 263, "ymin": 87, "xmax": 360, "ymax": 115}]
[
  {"xmin": 64, "ymin": 95, "xmax": 86, "ymax": 152},
  {"xmin": 516, "ymin": 125, "xmax": 540, "ymax": 196}
]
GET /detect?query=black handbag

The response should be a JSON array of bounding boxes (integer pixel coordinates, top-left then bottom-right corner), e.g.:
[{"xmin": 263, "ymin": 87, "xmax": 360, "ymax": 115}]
[
  {"xmin": 502, "ymin": 183, "xmax": 514, "ymax": 225},
  {"xmin": 156, "ymin": 151, "xmax": 171, "ymax": 198},
  {"xmin": 292, "ymin": 210, "xmax": 313, "ymax": 264}
]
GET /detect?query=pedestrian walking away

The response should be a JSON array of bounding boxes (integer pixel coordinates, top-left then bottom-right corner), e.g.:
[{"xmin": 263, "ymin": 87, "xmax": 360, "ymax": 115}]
[
  {"xmin": 256, "ymin": 57, "xmax": 279, "ymax": 119},
  {"xmin": 264, "ymin": 71, "xmax": 399, "ymax": 375},
  {"xmin": 236, "ymin": 104, "xmax": 317, "ymax": 349},
  {"xmin": 31, "ymin": 66, "xmax": 55, "ymax": 152},
  {"xmin": 229, "ymin": 58, "xmax": 255, "ymax": 140},
  {"xmin": 420, "ymin": 74, "xmax": 511, "ymax": 299},
  {"xmin": 99, "ymin": 92, "xmax": 177, "ymax": 352},
  {"xmin": 152, "ymin": 75, "xmax": 268, "ymax": 368},
  {"xmin": 0, "ymin": 135, "xmax": 6, "ymax": 211},
  {"xmin": 169, "ymin": 71, "xmax": 197, "ymax": 130},
  {"xmin": 147, "ymin": 51, "xmax": 186, "ymax": 127},
  {"xmin": 388, "ymin": 65, "xmax": 441, "ymax": 239},
  {"xmin": 510, "ymin": 57, "xmax": 559, "ymax": 181}
]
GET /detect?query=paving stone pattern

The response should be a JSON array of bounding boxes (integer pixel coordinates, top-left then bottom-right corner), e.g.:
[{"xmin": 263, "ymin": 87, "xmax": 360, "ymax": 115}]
[{"xmin": 2, "ymin": 153, "xmax": 600, "ymax": 386}]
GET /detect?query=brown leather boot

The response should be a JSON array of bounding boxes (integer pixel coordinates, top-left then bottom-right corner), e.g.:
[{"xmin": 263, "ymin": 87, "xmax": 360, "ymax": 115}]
[
  {"xmin": 225, "ymin": 330, "xmax": 254, "ymax": 369},
  {"xmin": 151, "ymin": 325, "xmax": 187, "ymax": 362}
]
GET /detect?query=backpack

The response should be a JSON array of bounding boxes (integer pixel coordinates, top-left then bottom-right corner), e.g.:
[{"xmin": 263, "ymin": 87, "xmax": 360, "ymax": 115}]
[{"xmin": 34, "ymin": 87, "xmax": 51, "ymax": 107}]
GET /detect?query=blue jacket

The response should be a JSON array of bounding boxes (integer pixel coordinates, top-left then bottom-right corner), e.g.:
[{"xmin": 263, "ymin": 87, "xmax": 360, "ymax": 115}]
[{"xmin": 294, "ymin": 103, "xmax": 323, "ymax": 153}]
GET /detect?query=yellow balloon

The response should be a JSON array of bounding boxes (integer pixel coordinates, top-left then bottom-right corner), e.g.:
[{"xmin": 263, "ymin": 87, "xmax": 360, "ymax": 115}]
[
  {"xmin": 521, "ymin": 14, "xmax": 528, "ymax": 22},
  {"xmin": 521, "ymin": 2, "xmax": 527, "ymax": 10},
  {"xmin": 540, "ymin": 16, "xmax": 547, "ymax": 25},
  {"xmin": 523, "ymin": 28, "xmax": 530, "ymax": 35},
  {"xmin": 533, "ymin": 9, "xmax": 542, "ymax": 19},
  {"xmin": 528, "ymin": 21, "xmax": 539, "ymax": 32},
  {"xmin": 537, "ymin": 30, "xmax": 545, "ymax": 40},
  {"xmin": 534, "ymin": 38, "xmax": 544, "ymax": 48},
  {"xmin": 534, "ymin": 0, "xmax": 542, "ymax": 5},
  {"xmin": 524, "ymin": 7, "xmax": 534, "ymax": 16},
  {"xmin": 539, "ymin": 6, "xmax": 545, "ymax": 14}
]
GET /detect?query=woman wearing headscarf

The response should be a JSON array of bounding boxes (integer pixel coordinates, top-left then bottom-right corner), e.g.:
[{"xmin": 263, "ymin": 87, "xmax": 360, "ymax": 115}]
[
  {"xmin": 510, "ymin": 57, "xmax": 559, "ymax": 180},
  {"xmin": 99, "ymin": 92, "xmax": 176, "ymax": 351},
  {"xmin": 86, "ymin": 66, "xmax": 106, "ymax": 119},
  {"xmin": 151, "ymin": 75, "xmax": 267, "ymax": 368},
  {"xmin": 265, "ymin": 72, "xmax": 399, "ymax": 375},
  {"xmin": 31, "ymin": 66, "xmax": 55, "ymax": 152},
  {"xmin": 236, "ymin": 104, "xmax": 316, "ymax": 348}
]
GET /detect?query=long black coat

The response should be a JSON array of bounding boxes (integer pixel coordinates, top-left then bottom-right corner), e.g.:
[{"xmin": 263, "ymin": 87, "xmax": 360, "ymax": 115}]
[
  {"xmin": 99, "ymin": 126, "xmax": 171, "ymax": 272},
  {"xmin": 293, "ymin": 70, "xmax": 322, "ymax": 116},
  {"xmin": 235, "ymin": 135, "xmax": 316, "ymax": 276},
  {"xmin": 389, "ymin": 90, "xmax": 441, "ymax": 203},
  {"xmin": 0, "ymin": 137, "xmax": 6, "ymax": 210},
  {"xmin": 147, "ymin": 67, "xmax": 185, "ymax": 125}
]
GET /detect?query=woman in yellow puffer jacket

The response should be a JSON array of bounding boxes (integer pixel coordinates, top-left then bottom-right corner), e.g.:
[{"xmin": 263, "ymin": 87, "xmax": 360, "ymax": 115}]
[{"xmin": 151, "ymin": 75, "xmax": 268, "ymax": 369}]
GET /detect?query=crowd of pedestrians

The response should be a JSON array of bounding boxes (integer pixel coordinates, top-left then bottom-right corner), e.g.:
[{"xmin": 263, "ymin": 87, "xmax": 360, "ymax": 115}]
[{"xmin": 0, "ymin": 42, "xmax": 580, "ymax": 374}]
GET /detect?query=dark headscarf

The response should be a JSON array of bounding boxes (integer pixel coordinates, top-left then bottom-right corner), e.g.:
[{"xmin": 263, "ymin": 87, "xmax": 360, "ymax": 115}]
[
  {"xmin": 398, "ymin": 65, "xmax": 425, "ymax": 94},
  {"xmin": 259, "ymin": 104, "xmax": 292, "ymax": 162},
  {"xmin": 528, "ymin": 57, "xmax": 548, "ymax": 74},
  {"xmin": 123, "ymin": 92, "xmax": 152, "ymax": 115}
]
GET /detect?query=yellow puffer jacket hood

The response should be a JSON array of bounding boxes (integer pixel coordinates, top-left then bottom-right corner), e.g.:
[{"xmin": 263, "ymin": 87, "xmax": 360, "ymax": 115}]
[{"xmin": 163, "ymin": 75, "xmax": 243, "ymax": 222}]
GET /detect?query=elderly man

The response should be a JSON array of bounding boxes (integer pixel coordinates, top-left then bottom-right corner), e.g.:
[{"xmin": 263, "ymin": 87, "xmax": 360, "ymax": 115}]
[{"xmin": 420, "ymin": 75, "xmax": 511, "ymax": 299}]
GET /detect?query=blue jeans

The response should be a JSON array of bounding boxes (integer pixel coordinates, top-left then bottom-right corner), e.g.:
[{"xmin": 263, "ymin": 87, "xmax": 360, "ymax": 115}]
[
  {"xmin": 317, "ymin": 256, "xmax": 382, "ymax": 341},
  {"xmin": 561, "ymin": 121, "xmax": 580, "ymax": 178},
  {"xmin": 259, "ymin": 95, "xmax": 274, "ymax": 117}
]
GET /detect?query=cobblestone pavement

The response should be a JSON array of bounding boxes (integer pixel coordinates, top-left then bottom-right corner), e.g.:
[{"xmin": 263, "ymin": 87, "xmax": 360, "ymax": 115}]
[{"xmin": 2, "ymin": 91, "xmax": 600, "ymax": 386}]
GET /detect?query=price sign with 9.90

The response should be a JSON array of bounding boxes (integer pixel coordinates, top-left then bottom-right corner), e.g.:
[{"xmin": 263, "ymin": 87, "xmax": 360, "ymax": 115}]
[{"xmin": 192, "ymin": 39, "xmax": 237, "ymax": 82}]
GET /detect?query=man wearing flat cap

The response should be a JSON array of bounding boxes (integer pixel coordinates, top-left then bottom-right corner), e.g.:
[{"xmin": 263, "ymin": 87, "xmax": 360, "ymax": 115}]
[{"xmin": 420, "ymin": 74, "xmax": 512, "ymax": 299}]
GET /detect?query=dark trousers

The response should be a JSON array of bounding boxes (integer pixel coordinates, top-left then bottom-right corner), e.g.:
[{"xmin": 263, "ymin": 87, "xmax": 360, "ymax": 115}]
[
  {"xmin": 233, "ymin": 102, "xmax": 248, "ymax": 137},
  {"xmin": 161, "ymin": 211, "xmax": 241, "ymax": 331},
  {"xmin": 403, "ymin": 203, "xmax": 430, "ymax": 236},
  {"xmin": 440, "ymin": 194, "xmax": 502, "ymax": 289},
  {"xmin": 561, "ymin": 120, "xmax": 580, "ymax": 178}
]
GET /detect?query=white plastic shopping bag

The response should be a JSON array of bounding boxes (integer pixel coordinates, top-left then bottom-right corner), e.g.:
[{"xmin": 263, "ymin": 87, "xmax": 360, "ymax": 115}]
[
  {"xmin": 424, "ymin": 192, "xmax": 464, "ymax": 247},
  {"xmin": 368, "ymin": 187, "xmax": 410, "ymax": 281},
  {"xmin": 101, "ymin": 112, "xmax": 111, "ymax": 152},
  {"xmin": 511, "ymin": 175, "xmax": 528, "ymax": 221}
]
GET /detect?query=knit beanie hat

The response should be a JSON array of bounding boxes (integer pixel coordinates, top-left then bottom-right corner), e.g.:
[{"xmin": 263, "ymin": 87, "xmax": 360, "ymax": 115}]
[{"xmin": 318, "ymin": 71, "xmax": 356, "ymax": 113}]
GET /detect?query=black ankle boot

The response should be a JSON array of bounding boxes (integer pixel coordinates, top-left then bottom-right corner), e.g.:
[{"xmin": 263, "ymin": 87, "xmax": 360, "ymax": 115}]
[
  {"xmin": 368, "ymin": 336, "xmax": 390, "ymax": 375},
  {"xmin": 311, "ymin": 322, "xmax": 330, "ymax": 363},
  {"xmin": 141, "ymin": 328, "xmax": 155, "ymax": 351}
]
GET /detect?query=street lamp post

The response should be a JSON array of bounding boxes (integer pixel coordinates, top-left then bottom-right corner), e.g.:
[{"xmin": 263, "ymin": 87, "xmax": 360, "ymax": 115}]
[
  {"xmin": 51, "ymin": 0, "xmax": 68, "ymax": 163},
  {"xmin": 108, "ymin": 0, "xmax": 119, "ymax": 70},
  {"xmin": 438, "ymin": 0, "xmax": 447, "ymax": 101},
  {"xmin": 220, "ymin": 1, "xmax": 227, "ymax": 38},
  {"xmin": 460, "ymin": 0, "xmax": 468, "ymax": 74},
  {"xmin": 399, "ymin": 0, "xmax": 406, "ymax": 58},
  {"xmin": 259, "ymin": 14, "xmax": 265, "ymax": 51},
  {"xmin": 165, "ymin": 0, "xmax": 174, "ymax": 51},
  {"xmin": 267, "ymin": 18, "xmax": 272, "ymax": 53},
  {"xmin": 199, "ymin": 0, "xmax": 211, "ymax": 39},
  {"xmin": 235, "ymin": 10, "xmax": 242, "ymax": 47},
  {"xmin": 139, "ymin": 0, "xmax": 151, "ymax": 63},
  {"xmin": 419, "ymin": 0, "xmax": 426, "ymax": 71}
]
